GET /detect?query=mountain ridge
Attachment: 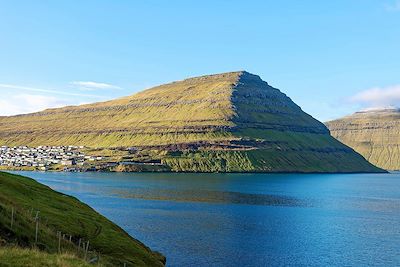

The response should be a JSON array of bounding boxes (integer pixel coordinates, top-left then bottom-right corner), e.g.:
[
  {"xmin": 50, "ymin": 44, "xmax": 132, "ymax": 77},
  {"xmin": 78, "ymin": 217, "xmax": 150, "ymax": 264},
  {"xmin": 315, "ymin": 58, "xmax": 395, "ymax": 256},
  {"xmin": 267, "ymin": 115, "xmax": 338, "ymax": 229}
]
[
  {"xmin": 326, "ymin": 108, "xmax": 400, "ymax": 170},
  {"xmin": 0, "ymin": 71, "xmax": 383, "ymax": 173}
]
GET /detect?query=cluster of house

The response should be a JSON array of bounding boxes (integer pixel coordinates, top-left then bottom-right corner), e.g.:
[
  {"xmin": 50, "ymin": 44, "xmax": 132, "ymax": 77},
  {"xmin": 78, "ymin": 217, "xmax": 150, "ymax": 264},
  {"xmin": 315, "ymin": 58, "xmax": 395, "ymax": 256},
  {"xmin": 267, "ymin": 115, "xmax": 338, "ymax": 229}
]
[{"xmin": 0, "ymin": 146, "xmax": 103, "ymax": 171}]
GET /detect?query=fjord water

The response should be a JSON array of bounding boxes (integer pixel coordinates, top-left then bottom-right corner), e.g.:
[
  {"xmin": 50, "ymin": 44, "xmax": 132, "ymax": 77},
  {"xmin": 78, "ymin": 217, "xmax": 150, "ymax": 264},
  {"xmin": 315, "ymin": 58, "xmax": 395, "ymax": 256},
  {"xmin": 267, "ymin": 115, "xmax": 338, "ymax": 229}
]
[{"xmin": 12, "ymin": 171, "xmax": 400, "ymax": 266}]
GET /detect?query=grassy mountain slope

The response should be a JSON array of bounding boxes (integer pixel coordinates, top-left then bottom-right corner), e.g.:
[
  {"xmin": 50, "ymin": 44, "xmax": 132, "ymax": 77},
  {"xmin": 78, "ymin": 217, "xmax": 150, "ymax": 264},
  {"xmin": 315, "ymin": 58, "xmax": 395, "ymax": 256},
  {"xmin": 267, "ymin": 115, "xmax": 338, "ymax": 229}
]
[
  {"xmin": 0, "ymin": 71, "xmax": 383, "ymax": 172},
  {"xmin": 326, "ymin": 108, "xmax": 400, "ymax": 170},
  {"xmin": 0, "ymin": 171, "xmax": 165, "ymax": 266},
  {"xmin": 0, "ymin": 72, "xmax": 239, "ymax": 147}
]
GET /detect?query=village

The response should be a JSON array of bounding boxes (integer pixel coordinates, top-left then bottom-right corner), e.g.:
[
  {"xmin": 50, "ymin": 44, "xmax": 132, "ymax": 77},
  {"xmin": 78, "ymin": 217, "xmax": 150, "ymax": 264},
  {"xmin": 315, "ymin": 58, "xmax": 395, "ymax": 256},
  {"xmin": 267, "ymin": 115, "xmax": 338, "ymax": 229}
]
[{"xmin": 0, "ymin": 146, "xmax": 103, "ymax": 171}]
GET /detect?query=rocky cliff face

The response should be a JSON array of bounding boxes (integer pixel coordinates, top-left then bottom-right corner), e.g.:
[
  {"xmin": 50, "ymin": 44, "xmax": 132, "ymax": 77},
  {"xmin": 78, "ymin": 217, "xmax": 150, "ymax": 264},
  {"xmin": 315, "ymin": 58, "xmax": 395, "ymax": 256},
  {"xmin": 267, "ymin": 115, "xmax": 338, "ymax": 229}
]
[
  {"xmin": 326, "ymin": 108, "xmax": 400, "ymax": 170},
  {"xmin": 0, "ymin": 71, "xmax": 383, "ymax": 172}
]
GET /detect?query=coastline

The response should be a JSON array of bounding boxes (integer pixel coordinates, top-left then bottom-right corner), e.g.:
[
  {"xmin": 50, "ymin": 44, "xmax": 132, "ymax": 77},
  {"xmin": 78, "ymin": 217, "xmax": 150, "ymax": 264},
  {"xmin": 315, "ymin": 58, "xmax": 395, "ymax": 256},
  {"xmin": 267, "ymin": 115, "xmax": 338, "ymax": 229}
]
[{"xmin": 4, "ymin": 166, "xmax": 388, "ymax": 174}]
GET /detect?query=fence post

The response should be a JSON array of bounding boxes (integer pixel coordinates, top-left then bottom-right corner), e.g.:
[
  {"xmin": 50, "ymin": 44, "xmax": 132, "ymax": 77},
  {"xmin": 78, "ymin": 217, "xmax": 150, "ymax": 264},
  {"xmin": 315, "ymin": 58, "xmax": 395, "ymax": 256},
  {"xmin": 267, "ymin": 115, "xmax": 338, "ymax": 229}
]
[
  {"xmin": 78, "ymin": 238, "xmax": 81, "ymax": 252},
  {"xmin": 34, "ymin": 211, "xmax": 40, "ymax": 244},
  {"xmin": 84, "ymin": 240, "xmax": 90, "ymax": 261},
  {"xmin": 58, "ymin": 231, "xmax": 61, "ymax": 253}
]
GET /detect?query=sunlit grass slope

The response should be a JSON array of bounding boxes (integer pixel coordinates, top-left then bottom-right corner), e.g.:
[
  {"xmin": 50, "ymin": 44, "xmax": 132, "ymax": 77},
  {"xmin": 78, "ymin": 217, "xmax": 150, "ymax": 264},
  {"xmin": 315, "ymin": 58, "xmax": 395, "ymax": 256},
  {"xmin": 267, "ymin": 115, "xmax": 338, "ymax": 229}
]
[
  {"xmin": 0, "ymin": 71, "xmax": 383, "ymax": 172},
  {"xmin": 0, "ymin": 172, "xmax": 165, "ymax": 266},
  {"xmin": 0, "ymin": 247, "xmax": 93, "ymax": 267},
  {"xmin": 327, "ymin": 108, "xmax": 400, "ymax": 170},
  {"xmin": 0, "ymin": 72, "xmax": 239, "ymax": 147}
]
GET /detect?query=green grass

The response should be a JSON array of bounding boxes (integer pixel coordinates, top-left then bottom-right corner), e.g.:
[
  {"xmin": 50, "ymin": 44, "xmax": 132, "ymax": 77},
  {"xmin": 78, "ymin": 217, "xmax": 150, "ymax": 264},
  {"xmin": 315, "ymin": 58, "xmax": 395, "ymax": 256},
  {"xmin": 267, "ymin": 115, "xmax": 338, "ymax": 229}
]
[
  {"xmin": 0, "ymin": 72, "xmax": 239, "ymax": 147},
  {"xmin": 161, "ymin": 149, "xmax": 383, "ymax": 173},
  {"xmin": 327, "ymin": 109, "xmax": 400, "ymax": 170},
  {"xmin": 0, "ymin": 247, "xmax": 93, "ymax": 267},
  {"xmin": 0, "ymin": 172, "xmax": 165, "ymax": 266},
  {"xmin": 0, "ymin": 71, "xmax": 384, "ymax": 173}
]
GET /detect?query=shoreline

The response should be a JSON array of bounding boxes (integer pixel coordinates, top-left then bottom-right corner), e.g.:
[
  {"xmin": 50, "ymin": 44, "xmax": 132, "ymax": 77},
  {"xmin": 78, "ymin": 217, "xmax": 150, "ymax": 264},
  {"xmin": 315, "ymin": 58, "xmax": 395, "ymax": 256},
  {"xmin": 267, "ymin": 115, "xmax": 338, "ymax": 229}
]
[{"xmin": 4, "ymin": 167, "xmax": 388, "ymax": 175}]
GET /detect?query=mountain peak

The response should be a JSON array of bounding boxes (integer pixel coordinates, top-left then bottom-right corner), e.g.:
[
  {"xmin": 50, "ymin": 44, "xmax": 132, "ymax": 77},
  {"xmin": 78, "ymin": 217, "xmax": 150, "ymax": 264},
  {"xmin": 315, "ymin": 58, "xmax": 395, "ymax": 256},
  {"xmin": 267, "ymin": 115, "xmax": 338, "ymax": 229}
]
[
  {"xmin": 355, "ymin": 107, "xmax": 399, "ymax": 114},
  {"xmin": 237, "ymin": 71, "xmax": 266, "ymax": 84},
  {"xmin": 0, "ymin": 71, "xmax": 382, "ymax": 173},
  {"xmin": 166, "ymin": 71, "xmax": 264, "ymax": 85}
]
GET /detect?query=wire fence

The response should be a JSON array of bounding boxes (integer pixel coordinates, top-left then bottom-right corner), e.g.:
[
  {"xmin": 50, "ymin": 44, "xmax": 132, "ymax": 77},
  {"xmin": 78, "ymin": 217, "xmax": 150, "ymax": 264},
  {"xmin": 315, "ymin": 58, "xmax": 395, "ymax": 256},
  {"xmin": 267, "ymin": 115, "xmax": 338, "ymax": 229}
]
[{"xmin": 0, "ymin": 202, "xmax": 101, "ymax": 264}]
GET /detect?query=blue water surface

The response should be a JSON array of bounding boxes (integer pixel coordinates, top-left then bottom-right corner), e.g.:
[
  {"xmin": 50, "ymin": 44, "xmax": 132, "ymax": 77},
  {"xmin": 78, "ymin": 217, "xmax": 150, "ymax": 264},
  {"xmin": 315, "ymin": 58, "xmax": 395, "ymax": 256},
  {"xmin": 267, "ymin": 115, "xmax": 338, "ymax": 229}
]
[{"xmin": 10, "ymin": 171, "xmax": 400, "ymax": 266}]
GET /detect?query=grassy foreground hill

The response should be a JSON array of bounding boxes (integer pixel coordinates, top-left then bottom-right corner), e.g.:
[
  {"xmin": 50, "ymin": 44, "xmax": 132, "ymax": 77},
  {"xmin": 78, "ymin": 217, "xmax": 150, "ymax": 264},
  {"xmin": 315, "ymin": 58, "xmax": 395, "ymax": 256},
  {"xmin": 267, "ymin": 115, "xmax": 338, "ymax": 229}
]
[
  {"xmin": 326, "ymin": 108, "xmax": 400, "ymax": 170},
  {"xmin": 0, "ymin": 71, "xmax": 383, "ymax": 172},
  {"xmin": 0, "ymin": 171, "xmax": 165, "ymax": 266},
  {"xmin": 0, "ymin": 247, "xmax": 93, "ymax": 267}
]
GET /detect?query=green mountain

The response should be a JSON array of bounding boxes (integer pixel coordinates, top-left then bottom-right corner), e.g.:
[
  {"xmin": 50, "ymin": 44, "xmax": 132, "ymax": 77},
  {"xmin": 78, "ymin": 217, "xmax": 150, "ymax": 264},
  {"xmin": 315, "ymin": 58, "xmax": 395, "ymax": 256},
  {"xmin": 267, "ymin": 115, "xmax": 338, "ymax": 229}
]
[
  {"xmin": 0, "ymin": 171, "xmax": 165, "ymax": 266},
  {"xmin": 326, "ymin": 108, "xmax": 400, "ymax": 170},
  {"xmin": 0, "ymin": 71, "xmax": 383, "ymax": 172}
]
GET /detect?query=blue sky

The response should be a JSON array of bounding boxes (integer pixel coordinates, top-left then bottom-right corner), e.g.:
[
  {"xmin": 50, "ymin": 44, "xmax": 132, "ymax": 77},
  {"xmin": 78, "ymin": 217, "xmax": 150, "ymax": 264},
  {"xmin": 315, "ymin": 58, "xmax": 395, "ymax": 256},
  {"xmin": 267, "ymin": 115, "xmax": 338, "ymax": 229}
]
[{"xmin": 0, "ymin": 0, "xmax": 399, "ymax": 121}]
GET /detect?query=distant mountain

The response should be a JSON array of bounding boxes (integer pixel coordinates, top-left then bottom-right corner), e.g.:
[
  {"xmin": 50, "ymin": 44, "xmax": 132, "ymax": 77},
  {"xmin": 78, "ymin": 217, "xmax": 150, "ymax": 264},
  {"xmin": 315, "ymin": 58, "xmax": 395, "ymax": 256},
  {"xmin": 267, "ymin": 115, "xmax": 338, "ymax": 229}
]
[
  {"xmin": 327, "ymin": 108, "xmax": 400, "ymax": 170},
  {"xmin": 0, "ymin": 71, "xmax": 383, "ymax": 172}
]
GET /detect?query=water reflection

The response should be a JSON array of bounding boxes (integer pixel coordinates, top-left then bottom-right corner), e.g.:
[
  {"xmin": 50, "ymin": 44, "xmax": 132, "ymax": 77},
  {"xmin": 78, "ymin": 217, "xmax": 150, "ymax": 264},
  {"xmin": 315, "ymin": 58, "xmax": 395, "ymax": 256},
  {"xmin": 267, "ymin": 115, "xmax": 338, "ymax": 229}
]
[
  {"xmin": 113, "ymin": 188, "xmax": 308, "ymax": 207},
  {"xmin": 9, "ymin": 171, "xmax": 400, "ymax": 267}
]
